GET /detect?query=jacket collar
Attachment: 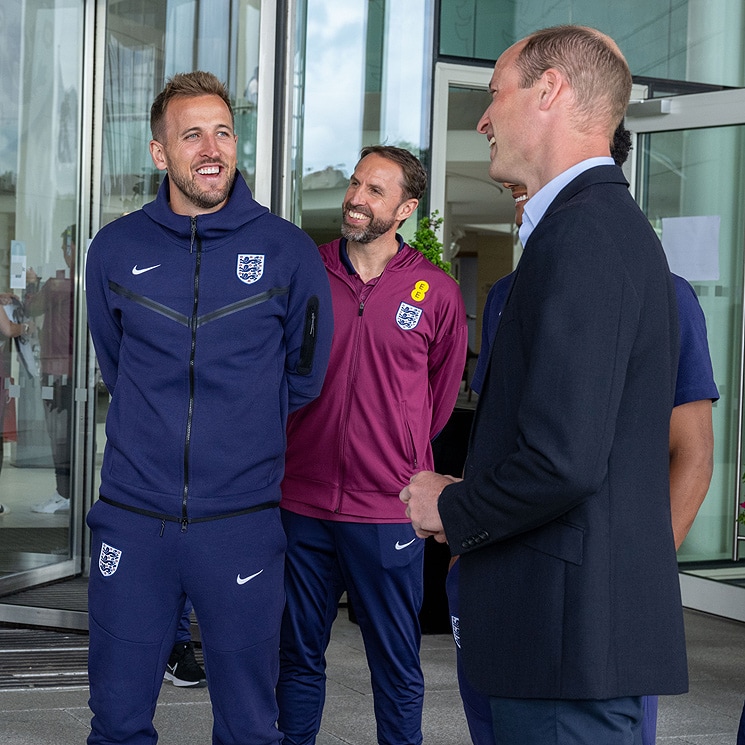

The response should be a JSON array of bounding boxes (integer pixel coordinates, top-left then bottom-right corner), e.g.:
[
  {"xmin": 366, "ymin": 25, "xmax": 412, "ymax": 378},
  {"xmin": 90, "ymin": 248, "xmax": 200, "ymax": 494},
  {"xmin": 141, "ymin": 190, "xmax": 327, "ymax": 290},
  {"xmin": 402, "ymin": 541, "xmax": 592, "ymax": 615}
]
[{"xmin": 141, "ymin": 171, "xmax": 269, "ymax": 248}]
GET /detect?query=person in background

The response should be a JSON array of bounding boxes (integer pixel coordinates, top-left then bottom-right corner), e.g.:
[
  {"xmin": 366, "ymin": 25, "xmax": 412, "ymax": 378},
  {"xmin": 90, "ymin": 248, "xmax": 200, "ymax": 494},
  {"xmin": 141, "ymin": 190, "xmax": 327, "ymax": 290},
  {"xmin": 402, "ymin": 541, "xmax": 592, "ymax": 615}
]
[
  {"xmin": 448, "ymin": 124, "xmax": 718, "ymax": 745},
  {"xmin": 277, "ymin": 145, "xmax": 467, "ymax": 745},
  {"xmin": 0, "ymin": 293, "xmax": 31, "ymax": 516},
  {"xmin": 163, "ymin": 599, "xmax": 206, "ymax": 688},
  {"xmin": 402, "ymin": 25, "xmax": 688, "ymax": 744},
  {"xmin": 85, "ymin": 70, "xmax": 332, "ymax": 745},
  {"xmin": 24, "ymin": 225, "xmax": 75, "ymax": 514}
]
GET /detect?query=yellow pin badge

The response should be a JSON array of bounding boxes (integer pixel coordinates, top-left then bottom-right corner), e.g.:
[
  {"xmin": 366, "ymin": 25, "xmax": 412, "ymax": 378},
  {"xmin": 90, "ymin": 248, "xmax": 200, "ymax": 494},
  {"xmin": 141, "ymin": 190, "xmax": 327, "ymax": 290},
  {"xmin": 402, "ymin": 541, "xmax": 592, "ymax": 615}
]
[{"xmin": 411, "ymin": 280, "xmax": 429, "ymax": 302}]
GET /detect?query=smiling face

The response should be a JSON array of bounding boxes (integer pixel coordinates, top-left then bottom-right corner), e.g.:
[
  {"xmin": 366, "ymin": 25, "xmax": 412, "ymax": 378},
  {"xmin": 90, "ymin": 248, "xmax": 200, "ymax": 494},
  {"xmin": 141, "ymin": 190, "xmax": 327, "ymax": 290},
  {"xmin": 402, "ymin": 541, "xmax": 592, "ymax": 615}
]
[
  {"xmin": 149, "ymin": 94, "xmax": 237, "ymax": 215},
  {"xmin": 340, "ymin": 153, "xmax": 416, "ymax": 245},
  {"xmin": 503, "ymin": 182, "xmax": 528, "ymax": 226},
  {"xmin": 476, "ymin": 42, "xmax": 535, "ymax": 186}
]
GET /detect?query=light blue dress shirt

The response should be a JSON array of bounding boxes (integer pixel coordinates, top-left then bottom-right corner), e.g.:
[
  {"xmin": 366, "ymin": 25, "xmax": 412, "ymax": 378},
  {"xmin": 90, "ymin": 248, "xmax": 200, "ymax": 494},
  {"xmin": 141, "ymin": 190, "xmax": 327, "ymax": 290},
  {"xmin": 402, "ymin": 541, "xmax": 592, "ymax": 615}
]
[{"xmin": 518, "ymin": 157, "xmax": 615, "ymax": 246}]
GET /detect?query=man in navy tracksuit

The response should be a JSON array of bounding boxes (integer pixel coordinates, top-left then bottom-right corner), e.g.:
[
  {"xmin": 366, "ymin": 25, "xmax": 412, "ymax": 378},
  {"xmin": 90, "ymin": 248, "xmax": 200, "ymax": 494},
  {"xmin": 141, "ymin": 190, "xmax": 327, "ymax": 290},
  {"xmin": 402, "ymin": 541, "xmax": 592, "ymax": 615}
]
[{"xmin": 85, "ymin": 71, "xmax": 332, "ymax": 745}]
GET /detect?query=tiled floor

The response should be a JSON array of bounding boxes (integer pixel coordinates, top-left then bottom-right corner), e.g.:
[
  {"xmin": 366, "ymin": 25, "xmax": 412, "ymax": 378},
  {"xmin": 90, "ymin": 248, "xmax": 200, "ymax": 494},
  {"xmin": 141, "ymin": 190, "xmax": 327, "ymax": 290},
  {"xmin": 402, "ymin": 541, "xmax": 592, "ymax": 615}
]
[{"xmin": 1, "ymin": 607, "xmax": 744, "ymax": 745}]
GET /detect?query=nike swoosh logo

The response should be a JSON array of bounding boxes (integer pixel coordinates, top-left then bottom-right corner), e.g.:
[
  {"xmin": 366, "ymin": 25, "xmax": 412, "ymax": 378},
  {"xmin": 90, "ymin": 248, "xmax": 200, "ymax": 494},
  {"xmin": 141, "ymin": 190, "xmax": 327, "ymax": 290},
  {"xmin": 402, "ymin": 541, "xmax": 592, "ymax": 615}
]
[
  {"xmin": 236, "ymin": 570, "xmax": 264, "ymax": 585},
  {"xmin": 132, "ymin": 264, "xmax": 161, "ymax": 275},
  {"xmin": 395, "ymin": 538, "xmax": 417, "ymax": 551}
]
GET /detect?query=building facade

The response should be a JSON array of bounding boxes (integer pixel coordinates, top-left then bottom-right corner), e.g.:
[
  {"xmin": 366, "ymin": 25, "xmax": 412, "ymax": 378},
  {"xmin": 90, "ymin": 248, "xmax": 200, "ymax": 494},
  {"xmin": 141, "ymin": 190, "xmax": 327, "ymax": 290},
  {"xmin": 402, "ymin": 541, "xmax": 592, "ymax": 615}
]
[{"xmin": 1, "ymin": 0, "xmax": 745, "ymax": 625}]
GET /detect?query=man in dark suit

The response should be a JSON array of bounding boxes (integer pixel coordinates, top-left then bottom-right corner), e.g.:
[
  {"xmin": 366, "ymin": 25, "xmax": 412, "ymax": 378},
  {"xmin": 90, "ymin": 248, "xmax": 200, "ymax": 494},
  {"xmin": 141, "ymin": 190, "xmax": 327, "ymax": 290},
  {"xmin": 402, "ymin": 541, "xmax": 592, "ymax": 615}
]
[{"xmin": 401, "ymin": 25, "xmax": 687, "ymax": 745}]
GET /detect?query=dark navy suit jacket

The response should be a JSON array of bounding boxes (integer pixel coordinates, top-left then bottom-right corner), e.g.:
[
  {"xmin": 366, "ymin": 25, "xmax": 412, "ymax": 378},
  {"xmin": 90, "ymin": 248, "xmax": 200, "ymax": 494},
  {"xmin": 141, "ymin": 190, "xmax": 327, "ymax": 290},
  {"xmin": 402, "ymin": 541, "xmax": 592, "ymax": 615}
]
[{"xmin": 439, "ymin": 165, "xmax": 688, "ymax": 700}]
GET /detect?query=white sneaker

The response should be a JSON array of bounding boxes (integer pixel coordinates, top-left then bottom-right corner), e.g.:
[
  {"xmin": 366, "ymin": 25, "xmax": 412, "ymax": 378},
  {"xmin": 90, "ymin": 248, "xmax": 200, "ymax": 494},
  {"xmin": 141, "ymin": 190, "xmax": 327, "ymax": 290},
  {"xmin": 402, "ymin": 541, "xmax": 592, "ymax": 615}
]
[{"xmin": 31, "ymin": 493, "xmax": 70, "ymax": 514}]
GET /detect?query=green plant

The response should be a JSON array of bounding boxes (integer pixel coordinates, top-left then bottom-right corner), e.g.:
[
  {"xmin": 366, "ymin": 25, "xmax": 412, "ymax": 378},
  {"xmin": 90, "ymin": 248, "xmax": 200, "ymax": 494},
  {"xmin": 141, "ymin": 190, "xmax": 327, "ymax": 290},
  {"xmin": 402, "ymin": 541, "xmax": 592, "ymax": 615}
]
[{"xmin": 409, "ymin": 210, "xmax": 454, "ymax": 278}]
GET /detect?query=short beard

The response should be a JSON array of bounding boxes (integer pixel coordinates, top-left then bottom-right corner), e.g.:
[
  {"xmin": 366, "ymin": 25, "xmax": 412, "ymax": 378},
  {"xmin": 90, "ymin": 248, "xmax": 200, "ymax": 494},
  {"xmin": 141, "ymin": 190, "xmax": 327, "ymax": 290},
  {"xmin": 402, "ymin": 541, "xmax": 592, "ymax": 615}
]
[
  {"xmin": 340, "ymin": 211, "xmax": 397, "ymax": 244},
  {"xmin": 169, "ymin": 168, "xmax": 235, "ymax": 211}
]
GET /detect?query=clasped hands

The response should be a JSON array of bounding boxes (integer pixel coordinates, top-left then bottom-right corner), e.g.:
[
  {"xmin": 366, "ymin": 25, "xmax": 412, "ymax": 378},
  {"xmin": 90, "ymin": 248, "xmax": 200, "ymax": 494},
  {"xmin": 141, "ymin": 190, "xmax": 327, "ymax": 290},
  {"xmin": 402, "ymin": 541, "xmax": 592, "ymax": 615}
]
[{"xmin": 399, "ymin": 470, "xmax": 462, "ymax": 543}]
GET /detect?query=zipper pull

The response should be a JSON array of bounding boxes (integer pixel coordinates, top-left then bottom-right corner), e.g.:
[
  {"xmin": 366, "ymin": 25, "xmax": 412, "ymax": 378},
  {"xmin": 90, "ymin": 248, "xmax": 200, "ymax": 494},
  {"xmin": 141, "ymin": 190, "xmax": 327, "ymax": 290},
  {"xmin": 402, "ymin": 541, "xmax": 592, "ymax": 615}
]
[
  {"xmin": 181, "ymin": 517, "xmax": 189, "ymax": 533},
  {"xmin": 159, "ymin": 519, "xmax": 165, "ymax": 537}
]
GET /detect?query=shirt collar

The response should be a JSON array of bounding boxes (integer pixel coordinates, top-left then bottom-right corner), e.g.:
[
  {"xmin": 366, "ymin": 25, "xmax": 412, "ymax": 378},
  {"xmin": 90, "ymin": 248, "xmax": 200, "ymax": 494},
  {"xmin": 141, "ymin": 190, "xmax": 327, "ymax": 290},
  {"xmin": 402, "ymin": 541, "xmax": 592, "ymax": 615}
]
[
  {"xmin": 519, "ymin": 157, "xmax": 614, "ymax": 246},
  {"xmin": 339, "ymin": 234, "xmax": 405, "ymax": 275}
]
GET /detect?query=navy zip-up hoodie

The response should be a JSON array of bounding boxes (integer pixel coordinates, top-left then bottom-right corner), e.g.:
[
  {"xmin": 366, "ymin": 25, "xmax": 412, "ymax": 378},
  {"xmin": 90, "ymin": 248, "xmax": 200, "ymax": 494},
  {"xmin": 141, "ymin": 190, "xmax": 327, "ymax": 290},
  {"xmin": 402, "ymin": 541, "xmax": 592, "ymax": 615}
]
[{"xmin": 86, "ymin": 172, "xmax": 332, "ymax": 521}]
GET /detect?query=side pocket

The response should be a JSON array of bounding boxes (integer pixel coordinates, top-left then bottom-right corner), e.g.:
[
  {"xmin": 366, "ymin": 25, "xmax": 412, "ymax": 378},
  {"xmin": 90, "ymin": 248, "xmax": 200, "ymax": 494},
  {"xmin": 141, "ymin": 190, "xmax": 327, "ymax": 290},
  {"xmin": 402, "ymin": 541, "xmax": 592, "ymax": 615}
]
[
  {"xmin": 297, "ymin": 295, "xmax": 319, "ymax": 375},
  {"xmin": 400, "ymin": 401, "xmax": 418, "ymax": 470},
  {"xmin": 521, "ymin": 519, "xmax": 584, "ymax": 566}
]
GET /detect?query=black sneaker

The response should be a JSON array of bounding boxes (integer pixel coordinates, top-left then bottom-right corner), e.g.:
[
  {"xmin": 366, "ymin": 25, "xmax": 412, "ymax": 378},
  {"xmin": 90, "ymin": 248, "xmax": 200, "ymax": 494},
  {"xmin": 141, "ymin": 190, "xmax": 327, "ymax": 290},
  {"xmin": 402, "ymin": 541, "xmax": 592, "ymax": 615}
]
[{"xmin": 164, "ymin": 642, "xmax": 207, "ymax": 688}]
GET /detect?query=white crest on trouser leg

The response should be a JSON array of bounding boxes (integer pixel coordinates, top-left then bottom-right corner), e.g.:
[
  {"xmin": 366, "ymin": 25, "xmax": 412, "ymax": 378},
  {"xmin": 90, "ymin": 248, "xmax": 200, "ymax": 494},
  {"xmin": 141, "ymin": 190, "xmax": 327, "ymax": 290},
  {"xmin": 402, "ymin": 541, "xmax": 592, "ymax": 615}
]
[{"xmin": 99, "ymin": 542, "xmax": 122, "ymax": 576}]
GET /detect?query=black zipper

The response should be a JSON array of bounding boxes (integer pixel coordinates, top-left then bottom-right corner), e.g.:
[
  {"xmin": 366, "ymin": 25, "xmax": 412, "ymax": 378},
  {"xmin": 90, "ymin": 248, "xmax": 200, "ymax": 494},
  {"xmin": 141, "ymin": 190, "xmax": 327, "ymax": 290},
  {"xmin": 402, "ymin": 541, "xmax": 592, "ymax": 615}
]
[{"xmin": 182, "ymin": 216, "xmax": 201, "ymax": 531}]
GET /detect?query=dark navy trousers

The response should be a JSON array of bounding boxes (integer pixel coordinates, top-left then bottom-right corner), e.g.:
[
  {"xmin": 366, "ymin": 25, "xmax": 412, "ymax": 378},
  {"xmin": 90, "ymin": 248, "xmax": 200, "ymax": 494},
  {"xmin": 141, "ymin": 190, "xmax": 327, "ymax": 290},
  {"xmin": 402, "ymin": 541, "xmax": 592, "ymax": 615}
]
[
  {"xmin": 489, "ymin": 696, "xmax": 643, "ymax": 745},
  {"xmin": 446, "ymin": 560, "xmax": 651, "ymax": 745},
  {"xmin": 86, "ymin": 499, "xmax": 286, "ymax": 745},
  {"xmin": 277, "ymin": 510, "xmax": 425, "ymax": 745}
]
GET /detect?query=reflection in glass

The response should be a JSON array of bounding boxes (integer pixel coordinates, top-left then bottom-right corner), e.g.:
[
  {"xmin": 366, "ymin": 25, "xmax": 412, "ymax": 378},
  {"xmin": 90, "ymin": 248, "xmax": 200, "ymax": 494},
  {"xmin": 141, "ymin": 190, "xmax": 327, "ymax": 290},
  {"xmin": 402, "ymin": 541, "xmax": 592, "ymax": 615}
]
[
  {"xmin": 295, "ymin": 0, "xmax": 431, "ymax": 244},
  {"xmin": 439, "ymin": 0, "xmax": 745, "ymax": 90},
  {"xmin": 0, "ymin": 2, "xmax": 83, "ymax": 581},
  {"xmin": 101, "ymin": 0, "xmax": 263, "ymax": 227}
]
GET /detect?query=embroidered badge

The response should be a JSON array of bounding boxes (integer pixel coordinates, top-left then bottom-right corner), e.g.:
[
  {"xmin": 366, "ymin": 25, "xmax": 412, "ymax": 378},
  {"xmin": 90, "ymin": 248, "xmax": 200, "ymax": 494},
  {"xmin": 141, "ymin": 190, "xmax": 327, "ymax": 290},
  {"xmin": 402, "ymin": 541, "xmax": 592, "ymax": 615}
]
[
  {"xmin": 237, "ymin": 254, "xmax": 265, "ymax": 284},
  {"xmin": 411, "ymin": 280, "xmax": 430, "ymax": 302},
  {"xmin": 396, "ymin": 301, "xmax": 423, "ymax": 330},
  {"xmin": 99, "ymin": 542, "xmax": 122, "ymax": 577}
]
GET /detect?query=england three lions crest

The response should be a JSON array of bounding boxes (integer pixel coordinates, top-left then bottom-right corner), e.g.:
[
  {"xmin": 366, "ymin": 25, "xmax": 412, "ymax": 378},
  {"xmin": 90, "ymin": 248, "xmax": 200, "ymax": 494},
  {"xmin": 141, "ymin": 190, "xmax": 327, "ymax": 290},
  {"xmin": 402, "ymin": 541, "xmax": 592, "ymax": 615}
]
[
  {"xmin": 99, "ymin": 542, "xmax": 122, "ymax": 577},
  {"xmin": 396, "ymin": 302, "xmax": 423, "ymax": 330},
  {"xmin": 237, "ymin": 254, "xmax": 264, "ymax": 285}
]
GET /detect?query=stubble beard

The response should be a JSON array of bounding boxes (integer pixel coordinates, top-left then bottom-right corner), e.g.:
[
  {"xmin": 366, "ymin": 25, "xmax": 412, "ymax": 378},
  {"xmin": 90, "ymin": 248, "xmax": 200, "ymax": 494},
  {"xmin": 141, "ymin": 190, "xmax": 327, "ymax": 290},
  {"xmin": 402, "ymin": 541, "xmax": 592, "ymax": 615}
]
[
  {"xmin": 169, "ymin": 164, "xmax": 236, "ymax": 211},
  {"xmin": 340, "ymin": 207, "xmax": 397, "ymax": 244}
]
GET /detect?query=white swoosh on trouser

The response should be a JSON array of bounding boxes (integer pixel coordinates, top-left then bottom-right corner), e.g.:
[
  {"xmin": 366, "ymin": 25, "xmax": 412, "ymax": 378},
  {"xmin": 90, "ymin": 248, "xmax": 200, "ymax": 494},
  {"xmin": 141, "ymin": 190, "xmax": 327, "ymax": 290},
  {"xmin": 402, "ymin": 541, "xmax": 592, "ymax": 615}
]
[
  {"xmin": 395, "ymin": 538, "xmax": 417, "ymax": 551},
  {"xmin": 131, "ymin": 264, "xmax": 161, "ymax": 275},
  {"xmin": 236, "ymin": 570, "xmax": 264, "ymax": 585}
]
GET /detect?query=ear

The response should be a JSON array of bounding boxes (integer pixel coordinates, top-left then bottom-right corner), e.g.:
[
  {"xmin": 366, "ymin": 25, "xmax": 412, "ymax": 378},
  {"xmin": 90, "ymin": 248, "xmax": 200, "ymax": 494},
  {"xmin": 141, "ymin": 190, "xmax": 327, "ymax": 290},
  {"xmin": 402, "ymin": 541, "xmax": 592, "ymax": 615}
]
[
  {"xmin": 149, "ymin": 140, "xmax": 168, "ymax": 171},
  {"xmin": 396, "ymin": 198, "xmax": 418, "ymax": 222},
  {"xmin": 537, "ymin": 68, "xmax": 564, "ymax": 112}
]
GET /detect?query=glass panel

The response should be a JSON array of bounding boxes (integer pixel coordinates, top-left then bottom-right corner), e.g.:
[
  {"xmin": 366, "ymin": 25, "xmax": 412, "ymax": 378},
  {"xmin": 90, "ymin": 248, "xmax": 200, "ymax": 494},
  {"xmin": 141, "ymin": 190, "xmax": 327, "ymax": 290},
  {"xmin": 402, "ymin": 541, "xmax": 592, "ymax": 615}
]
[
  {"xmin": 295, "ymin": 0, "xmax": 432, "ymax": 243},
  {"xmin": 0, "ymin": 1, "xmax": 84, "ymax": 579},
  {"xmin": 100, "ymin": 0, "xmax": 262, "ymax": 227},
  {"xmin": 638, "ymin": 127, "xmax": 745, "ymax": 563},
  {"xmin": 439, "ymin": 0, "xmax": 745, "ymax": 90}
]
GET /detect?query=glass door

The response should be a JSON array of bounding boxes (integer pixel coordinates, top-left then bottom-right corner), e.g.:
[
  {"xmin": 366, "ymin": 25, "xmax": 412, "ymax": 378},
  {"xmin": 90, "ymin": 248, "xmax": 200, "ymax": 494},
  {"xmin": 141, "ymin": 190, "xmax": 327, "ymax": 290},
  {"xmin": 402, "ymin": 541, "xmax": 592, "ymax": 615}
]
[
  {"xmin": 0, "ymin": 1, "xmax": 87, "ymax": 601},
  {"xmin": 627, "ymin": 88, "xmax": 745, "ymax": 621},
  {"xmin": 430, "ymin": 63, "xmax": 520, "ymax": 357}
]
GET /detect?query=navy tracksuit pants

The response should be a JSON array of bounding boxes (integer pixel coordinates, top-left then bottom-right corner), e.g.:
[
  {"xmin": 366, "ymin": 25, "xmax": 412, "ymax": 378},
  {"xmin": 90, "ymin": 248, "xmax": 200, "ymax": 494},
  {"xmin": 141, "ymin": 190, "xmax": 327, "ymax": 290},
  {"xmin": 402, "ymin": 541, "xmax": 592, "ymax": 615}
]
[
  {"xmin": 86, "ymin": 498, "xmax": 286, "ymax": 745},
  {"xmin": 277, "ymin": 510, "xmax": 425, "ymax": 745}
]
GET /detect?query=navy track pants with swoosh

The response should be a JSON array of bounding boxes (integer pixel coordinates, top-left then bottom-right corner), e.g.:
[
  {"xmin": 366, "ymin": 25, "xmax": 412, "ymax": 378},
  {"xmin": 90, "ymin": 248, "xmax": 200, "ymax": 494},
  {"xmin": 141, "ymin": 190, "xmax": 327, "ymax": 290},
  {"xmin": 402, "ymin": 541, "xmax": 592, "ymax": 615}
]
[
  {"xmin": 86, "ymin": 498, "xmax": 286, "ymax": 745},
  {"xmin": 277, "ymin": 510, "xmax": 425, "ymax": 745}
]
